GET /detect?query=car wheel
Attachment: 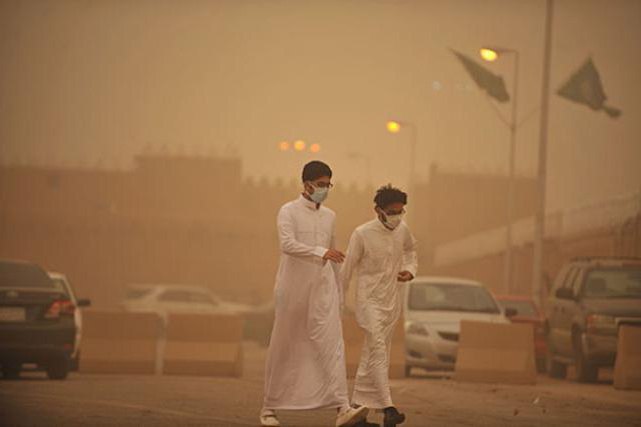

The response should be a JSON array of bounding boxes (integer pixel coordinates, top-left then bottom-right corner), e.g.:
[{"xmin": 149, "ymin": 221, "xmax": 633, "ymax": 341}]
[
  {"xmin": 1, "ymin": 364, "xmax": 21, "ymax": 380},
  {"xmin": 404, "ymin": 365, "xmax": 412, "ymax": 378},
  {"xmin": 46, "ymin": 358, "xmax": 69, "ymax": 380},
  {"xmin": 70, "ymin": 353, "xmax": 80, "ymax": 372},
  {"xmin": 573, "ymin": 335, "xmax": 598, "ymax": 383}
]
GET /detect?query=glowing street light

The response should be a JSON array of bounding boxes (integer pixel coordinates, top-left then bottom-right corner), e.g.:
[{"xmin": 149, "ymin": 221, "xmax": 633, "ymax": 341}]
[
  {"xmin": 477, "ymin": 44, "xmax": 520, "ymax": 295},
  {"xmin": 309, "ymin": 143, "xmax": 321, "ymax": 153},
  {"xmin": 480, "ymin": 47, "xmax": 499, "ymax": 62},
  {"xmin": 293, "ymin": 140, "xmax": 306, "ymax": 151},
  {"xmin": 278, "ymin": 141, "xmax": 290, "ymax": 151},
  {"xmin": 386, "ymin": 121, "xmax": 401, "ymax": 134}
]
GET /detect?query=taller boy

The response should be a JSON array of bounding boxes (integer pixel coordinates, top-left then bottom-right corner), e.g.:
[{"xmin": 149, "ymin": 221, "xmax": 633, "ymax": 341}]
[{"xmin": 260, "ymin": 161, "xmax": 368, "ymax": 427}]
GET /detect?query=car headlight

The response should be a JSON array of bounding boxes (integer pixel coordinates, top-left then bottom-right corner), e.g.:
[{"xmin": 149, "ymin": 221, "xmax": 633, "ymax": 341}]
[{"xmin": 406, "ymin": 322, "xmax": 429, "ymax": 337}]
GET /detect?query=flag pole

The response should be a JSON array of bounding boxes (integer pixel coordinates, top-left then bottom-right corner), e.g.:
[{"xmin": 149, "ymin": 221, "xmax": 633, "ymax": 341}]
[{"xmin": 533, "ymin": 0, "xmax": 554, "ymax": 305}]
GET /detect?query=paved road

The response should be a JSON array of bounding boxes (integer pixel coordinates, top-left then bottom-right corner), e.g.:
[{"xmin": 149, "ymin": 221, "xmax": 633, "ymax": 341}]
[{"xmin": 1, "ymin": 343, "xmax": 640, "ymax": 426}]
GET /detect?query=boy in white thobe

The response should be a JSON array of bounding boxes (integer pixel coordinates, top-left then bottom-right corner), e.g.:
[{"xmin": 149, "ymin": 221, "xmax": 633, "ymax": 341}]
[
  {"xmin": 260, "ymin": 161, "xmax": 368, "ymax": 427},
  {"xmin": 340, "ymin": 185, "xmax": 418, "ymax": 427}
]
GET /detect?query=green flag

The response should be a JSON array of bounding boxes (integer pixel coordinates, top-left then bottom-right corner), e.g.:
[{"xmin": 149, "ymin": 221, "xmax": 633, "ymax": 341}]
[
  {"xmin": 557, "ymin": 58, "xmax": 621, "ymax": 118},
  {"xmin": 451, "ymin": 49, "xmax": 510, "ymax": 103}
]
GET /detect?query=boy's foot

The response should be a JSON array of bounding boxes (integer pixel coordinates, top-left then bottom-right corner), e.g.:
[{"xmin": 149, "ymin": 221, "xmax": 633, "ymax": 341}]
[
  {"xmin": 259, "ymin": 408, "xmax": 280, "ymax": 426},
  {"xmin": 336, "ymin": 405, "xmax": 369, "ymax": 427},
  {"xmin": 354, "ymin": 420, "xmax": 380, "ymax": 427},
  {"xmin": 383, "ymin": 407, "xmax": 405, "ymax": 427}
]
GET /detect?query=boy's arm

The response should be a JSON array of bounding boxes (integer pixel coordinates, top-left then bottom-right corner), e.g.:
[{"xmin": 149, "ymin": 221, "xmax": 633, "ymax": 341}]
[
  {"xmin": 400, "ymin": 230, "xmax": 418, "ymax": 280},
  {"xmin": 339, "ymin": 230, "xmax": 364, "ymax": 296},
  {"xmin": 277, "ymin": 207, "xmax": 327, "ymax": 258}
]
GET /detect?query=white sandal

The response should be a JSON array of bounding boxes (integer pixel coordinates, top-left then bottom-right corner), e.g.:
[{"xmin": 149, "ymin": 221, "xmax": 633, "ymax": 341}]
[{"xmin": 259, "ymin": 408, "xmax": 280, "ymax": 427}]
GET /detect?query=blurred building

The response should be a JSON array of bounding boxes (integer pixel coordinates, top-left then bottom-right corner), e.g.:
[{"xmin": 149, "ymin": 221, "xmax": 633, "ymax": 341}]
[
  {"xmin": 2, "ymin": 155, "xmax": 636, "ymax": 307},
  {"xmin": 412, "ymin": 164, "xmax": 539, "ymax": 270},
  {"xmin": 0, "ymin": 154, "xmax": 374, "ymax": 307}
]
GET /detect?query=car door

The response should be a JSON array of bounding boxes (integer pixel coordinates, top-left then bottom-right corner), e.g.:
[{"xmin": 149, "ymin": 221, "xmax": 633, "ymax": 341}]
[
  {"xmin": 547, "ymin": 265, "xmax": 575, "ymax": 356},
  {"xmin": 555, "ymin": 267, "xmax": 581, "ymax": 356}
]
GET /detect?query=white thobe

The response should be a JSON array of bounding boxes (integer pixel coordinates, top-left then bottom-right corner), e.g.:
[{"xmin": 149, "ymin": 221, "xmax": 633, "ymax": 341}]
[
  {"xmin": 263, "ymin": 195, "xmax": 349, "ymax": 410},
  {"xmin": 340, "ymin": 219, "xmax": 418, "ymax": 409}
]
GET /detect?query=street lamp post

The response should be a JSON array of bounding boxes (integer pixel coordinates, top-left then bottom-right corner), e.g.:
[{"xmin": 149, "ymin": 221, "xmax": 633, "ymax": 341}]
[
  {"xmin": 480, "ymin": 46, "xmax": 520, "ymax": 295},
  {"xmin": 532, "ymin": 0, "xmax": 554, "ymax": 305},
  {"xmin": 386, "ymin": 120, "xmax": 418, "ymax": 224}
]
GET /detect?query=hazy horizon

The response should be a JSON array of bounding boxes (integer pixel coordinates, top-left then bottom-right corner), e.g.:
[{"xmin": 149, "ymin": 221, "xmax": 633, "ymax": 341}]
[{"xmin": 1, "ymin": 0, "xmax": 640, "ymax": 212}]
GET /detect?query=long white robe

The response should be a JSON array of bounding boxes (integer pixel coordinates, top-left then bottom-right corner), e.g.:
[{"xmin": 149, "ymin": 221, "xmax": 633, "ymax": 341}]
[
  {"xmin": 340, "ymin": 219, "xmax": 418, "ymax": 409},
  {"xmin": 263, "ymin": 195, "xmax": 349, "ymax": 410}
]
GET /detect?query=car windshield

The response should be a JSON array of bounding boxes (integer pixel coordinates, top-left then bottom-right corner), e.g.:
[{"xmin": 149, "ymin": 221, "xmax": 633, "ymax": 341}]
[
  {"xmin": 0, "ymin": 262, "xmax": 54, "ymax": 288},
  {"xmin": 582, "ymin": 268, "xmax": 641, "ymax": 299},
  {"xmin": 126, "ymin": 288, "xmax": 154, "ymax": 300},
  {"xmin": 498, "ymin": 299, "xmax": 537, "ymax": 317},
  {"xmin": 409, "ymin": 282, "xmax": 500, "ymax": 313}
]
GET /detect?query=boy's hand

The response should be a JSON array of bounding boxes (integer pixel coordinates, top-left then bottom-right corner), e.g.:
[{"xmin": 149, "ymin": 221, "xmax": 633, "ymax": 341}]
[
  {"xmin": 323, "ymin": 249, "xmax": 345, "ymax": 263},
  {"xmin": 397, "ymin": 271, "xmax": 414, "ymax": 282}
]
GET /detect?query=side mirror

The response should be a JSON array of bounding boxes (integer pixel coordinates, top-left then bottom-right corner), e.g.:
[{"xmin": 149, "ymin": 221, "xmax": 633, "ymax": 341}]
[
  {"xmin": 555, "ymin": 288, "xmax": 574, "ymax": 300},
  {"xmin": 77, "ymin": 299, "xmax": 92, "ymax": 307},
  {"xmin": 505, "ymin": 307, "xmax": 518, "ymax": 318}
]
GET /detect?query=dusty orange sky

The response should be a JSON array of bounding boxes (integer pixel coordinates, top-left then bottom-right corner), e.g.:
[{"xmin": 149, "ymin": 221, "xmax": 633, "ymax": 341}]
[{"xmin": 1, "ymin": 0, "xmax": 639, "ymax": 211}]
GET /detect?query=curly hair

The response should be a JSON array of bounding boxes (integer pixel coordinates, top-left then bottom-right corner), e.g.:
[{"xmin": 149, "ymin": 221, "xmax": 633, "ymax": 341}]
[{"xmin": 374, "ymin": 184, "xmax": 407, "ymax": 209}]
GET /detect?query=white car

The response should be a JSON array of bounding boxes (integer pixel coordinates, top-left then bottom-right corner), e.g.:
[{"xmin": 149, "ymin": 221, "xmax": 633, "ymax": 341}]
[
  {"xmin": 48, "ymin": 272, "xmax": 91, "ymax": 371},
  {"xmin": 121, "ymin": 284, "xmax": 252, "ymax": 319},
  {"xmin": 403, "ymin": 276, "xmax": 510, "ymax": 375}
]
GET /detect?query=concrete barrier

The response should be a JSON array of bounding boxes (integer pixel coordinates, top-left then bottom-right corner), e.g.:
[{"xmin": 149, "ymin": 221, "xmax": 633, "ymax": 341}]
[
  {"xmin": 80, "ymin": 310, "xmax": 161, "ymax": 374},
  {"xmin": 455, "ymin": 320, "xmax": 536, "ymax": 384},
  {"xmin": 342, "ymin": 313, "xmax": 406, "ymax": 379},
  {"xmin": 613, "ymin": 324, "xmax": 641, "ymax": 390},
  {"xmin": 163, "ymin": 313, "xmax": 243, "ymax": 377}
]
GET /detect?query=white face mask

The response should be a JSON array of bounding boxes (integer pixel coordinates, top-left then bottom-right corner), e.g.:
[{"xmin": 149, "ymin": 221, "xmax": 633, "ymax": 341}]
[
  {"xmin": 384, "ymin": 213, "xmax": 404, "ymax": 229},
  {"xmin": 308, "ymin": 184, "xmax": 329, "ymax": 203},
  {"xmin": 379, "ymin": 211, "xmax": 404, "ymax": 230}
]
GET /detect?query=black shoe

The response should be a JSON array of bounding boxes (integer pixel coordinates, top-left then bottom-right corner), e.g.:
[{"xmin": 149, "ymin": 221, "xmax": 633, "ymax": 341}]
[{"xmin": 383, "ymin": 407, "xmax": 405, "ymax": 427}]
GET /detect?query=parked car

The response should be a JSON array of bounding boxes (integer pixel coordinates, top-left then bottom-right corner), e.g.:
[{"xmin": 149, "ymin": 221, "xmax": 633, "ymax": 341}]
[
  {"xmin": 48, "ymin": 272, "xmax": 91, "ymax": 371},
  {"xmin": 495, "ymin": 295, "xmax": 547, "ymax": 372},
  {"xmin": 403, "ymin": 276, "xmax": 511, "ymax": 376},
  {"xmin": 0, "ymin": 259, "xmax": 81, "ymax": 380},
  {"xmin": 121, "ymin": 284, "xmax": 253, "ymax": 318},
  {"xmin": 545, "ymin": 256, "xmax": 641, "ymax": 382},
  {"xmin": 242, "ymin": 299, "xmax": 275, "ymax": 347}
]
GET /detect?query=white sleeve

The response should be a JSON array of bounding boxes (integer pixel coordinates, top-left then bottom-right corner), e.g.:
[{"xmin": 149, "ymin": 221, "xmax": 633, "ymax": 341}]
[
  {"xmin": 402, "ymin": 228, "xmax": 418, "ymax": 277},
  {"xmin": 339, "ymin": 230, "xmax": 364, "ymax": 294},
  {"xmin": 277, "ymin": 207, "xmax": 327, "ymax": 258}
]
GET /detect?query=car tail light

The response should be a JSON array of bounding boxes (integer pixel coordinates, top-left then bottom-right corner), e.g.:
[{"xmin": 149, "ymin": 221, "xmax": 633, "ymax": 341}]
[
  {"xmin": 586, "ymin": 314, "xmax": 616, "ymax": 333},
  {"xmin": 45, "ymin": 300, "xmax": 75, "ymax": 319}
]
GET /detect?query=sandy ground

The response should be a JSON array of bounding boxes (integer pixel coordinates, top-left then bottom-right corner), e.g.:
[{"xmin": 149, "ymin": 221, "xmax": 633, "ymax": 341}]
[{"xmin": 1, "ymin": 342, "xmax": 640, "ymax": 427}]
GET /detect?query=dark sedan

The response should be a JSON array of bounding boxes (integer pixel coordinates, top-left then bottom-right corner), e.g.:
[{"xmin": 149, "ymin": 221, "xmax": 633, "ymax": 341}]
[{"xmin": 0, "ymin": 259, "xmax": 82, "ymax": 380}]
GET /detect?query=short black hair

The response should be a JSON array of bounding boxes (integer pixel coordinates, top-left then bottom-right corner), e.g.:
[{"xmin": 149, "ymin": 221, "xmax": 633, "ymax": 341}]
[
  {"xmin": 302, "ymin": 161, "xmax": 332, "ymax": 182},
  {"xmin": 374, "ymin": 184, "xmax": 407, "ymax": 209}
]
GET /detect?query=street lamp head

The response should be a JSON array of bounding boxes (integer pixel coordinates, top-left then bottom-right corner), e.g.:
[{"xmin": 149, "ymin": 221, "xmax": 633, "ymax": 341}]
[
  {"xmin": 480, "ymin": 48, "xmax": 499, "ymax": 62},
  {"xmin": 480, "ymin": 46, "xmax": 517, "ymax": 62},
  {"xmin": 278, "ymin": 141, "xmax": 290, "ymax": 151},
  {"xmin": 294, "ymin": 140, "xmax": 306, "ymax": 151},
  {"xmin": 386, "ymin": 121, "xmax": 401, "ymax": 134}
]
